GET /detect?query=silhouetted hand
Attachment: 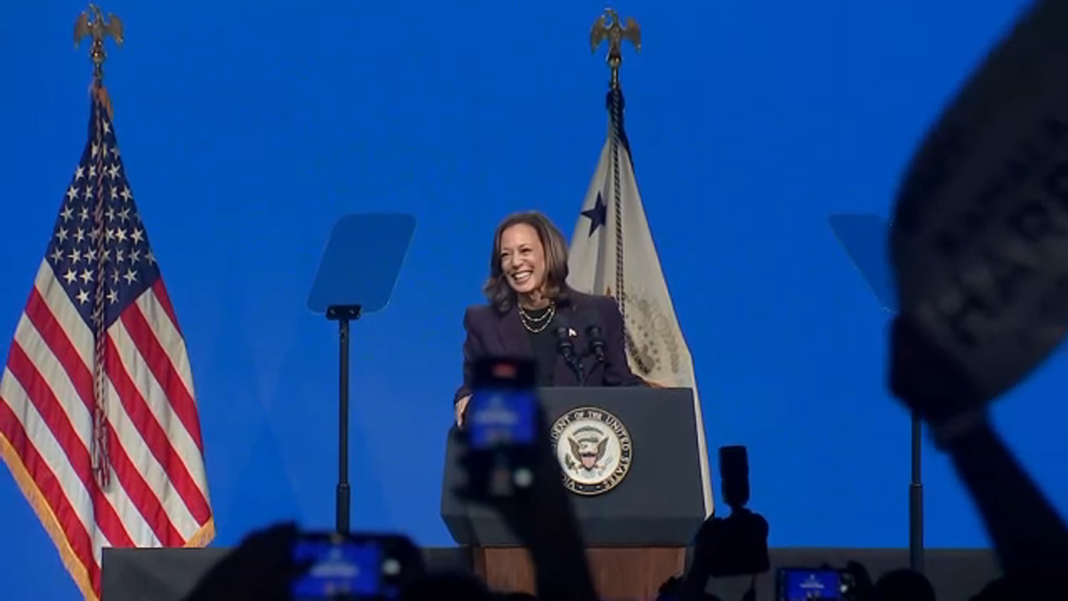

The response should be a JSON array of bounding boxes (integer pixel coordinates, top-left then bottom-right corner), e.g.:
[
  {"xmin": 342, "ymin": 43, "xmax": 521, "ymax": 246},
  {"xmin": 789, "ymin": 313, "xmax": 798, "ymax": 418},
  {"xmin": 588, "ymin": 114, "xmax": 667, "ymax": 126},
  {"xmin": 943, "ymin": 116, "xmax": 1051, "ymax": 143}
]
[
  {"xmin": 970, "ymin": 576, "xmax": 1011, "ymax": 600},
  {"xmin": 454, "ymin": 398, "xmax": 596, "ymax": 601},
  {"xmin": 888, "ymin": 314, "xmax": 988, "ymax": 438},
  {"xmin": 455, "ymin": 395, "xmax": 471, "ymax": 427},
  {"xmin": 182, "ymin": 522, "xmax": 311, "ymax": 601},
  {"xmin": 400, "ymin": 570, "xmax": 495, "ymax": 601},
  {"xmin": 843, "ymin": 561, "xmax": 873, "ymax": 599},
  {"xmin": 454, "ymin": 400, "xmax": 573, "ymax": 542},
  {"xmin": 657, "ymin": 575, "xmax": 724, "ymax": 601},
  {"xmin": 873, "ymin": 568, "xmax": 935, "ymax": 601},
  {"xmin": 685, "ymin": 518, "xmax": 717, "ymax": 586}
]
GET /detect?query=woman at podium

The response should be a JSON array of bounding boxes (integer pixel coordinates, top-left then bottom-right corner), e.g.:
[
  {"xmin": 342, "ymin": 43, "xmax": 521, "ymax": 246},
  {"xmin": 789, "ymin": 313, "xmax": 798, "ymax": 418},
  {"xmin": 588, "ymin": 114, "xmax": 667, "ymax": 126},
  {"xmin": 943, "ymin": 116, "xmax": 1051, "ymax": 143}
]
[{"xmin": 454, "ymin": 211, "xmax": 646, "ymax": 426}]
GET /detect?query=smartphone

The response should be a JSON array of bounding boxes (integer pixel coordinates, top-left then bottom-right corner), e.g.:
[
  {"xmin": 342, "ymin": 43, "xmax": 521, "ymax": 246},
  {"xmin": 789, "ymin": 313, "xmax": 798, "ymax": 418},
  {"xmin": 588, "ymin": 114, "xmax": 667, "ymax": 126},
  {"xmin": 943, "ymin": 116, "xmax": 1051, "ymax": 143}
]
[
  {"xmin": 776, "ymin": 567, "xmax": 857, "ymax": 601},
  {"xmin": 289, "ymin": 532, "xmax": 422, "ymax": 600},
  {"xmin": 466, "ymin": 357, "xmax": 537, "ymax": 448},
  {"xmin": 460, "ymin": 357, "xmax": 539, "ymax": 498}
]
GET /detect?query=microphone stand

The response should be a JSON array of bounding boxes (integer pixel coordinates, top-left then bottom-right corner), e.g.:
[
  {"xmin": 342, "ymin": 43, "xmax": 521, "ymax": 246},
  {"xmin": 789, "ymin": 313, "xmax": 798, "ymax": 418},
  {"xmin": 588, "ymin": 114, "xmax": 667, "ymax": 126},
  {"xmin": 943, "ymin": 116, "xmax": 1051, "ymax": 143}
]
[
  {"xmin": 582, "ymin": 326, "xmax": 607, "ymax": 386},
  {"xmin": 567, "ymin": 354, "xmax": 586, "ymax": 387},
  {"xmin": 581, "ymin": 350, "xmax": 606, "ymax": 386},
  {"xmin": 555, "ymin": 327, "xmax": 586, "ymax": 386},
  {"xmin": 579, "ymin": 359, "xmax": 595, "ymax": 386}
]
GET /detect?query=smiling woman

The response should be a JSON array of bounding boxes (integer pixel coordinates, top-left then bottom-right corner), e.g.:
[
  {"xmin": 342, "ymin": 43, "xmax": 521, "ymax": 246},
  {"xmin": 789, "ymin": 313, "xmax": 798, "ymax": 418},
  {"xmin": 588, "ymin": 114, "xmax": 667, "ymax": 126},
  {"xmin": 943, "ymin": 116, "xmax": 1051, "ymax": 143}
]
[{"xmin": 452, "ymin": 211, "xmax": 646, "ymax": 427}]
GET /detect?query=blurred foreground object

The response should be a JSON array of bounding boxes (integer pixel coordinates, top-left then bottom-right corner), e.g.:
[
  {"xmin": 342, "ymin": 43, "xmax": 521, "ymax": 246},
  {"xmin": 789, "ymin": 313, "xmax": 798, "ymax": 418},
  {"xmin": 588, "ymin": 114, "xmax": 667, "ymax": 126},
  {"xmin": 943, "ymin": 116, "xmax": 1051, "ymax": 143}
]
[
  {"xmin": 182, "ymin": 523, "xmax": 307, "ymax": 601},
  {"xmin": 678, "ymin": 446, "xmax": 768, "ymax": 601},
  {"xmin": 887, "ymin": 0, "xmax": 1068, "ymax": 587},
  {"xmin": 890, "ymin": 0, "xmax": 1068, "ymax": 407},
  {"xmin": 183, "ymin": 526, "xmax": 425, "ymax": 601},
  {"xmin": 699, "ymin": 446, "xmax": 769, "ymax": 579}
]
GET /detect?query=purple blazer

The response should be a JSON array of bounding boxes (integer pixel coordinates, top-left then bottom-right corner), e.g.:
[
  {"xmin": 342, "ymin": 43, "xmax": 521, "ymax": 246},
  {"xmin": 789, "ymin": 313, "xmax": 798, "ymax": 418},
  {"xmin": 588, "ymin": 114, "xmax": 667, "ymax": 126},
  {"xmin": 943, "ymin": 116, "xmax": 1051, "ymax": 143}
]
[{"xmin": 453, "ymin": 290, "xmax": 647, "ymax": 404}]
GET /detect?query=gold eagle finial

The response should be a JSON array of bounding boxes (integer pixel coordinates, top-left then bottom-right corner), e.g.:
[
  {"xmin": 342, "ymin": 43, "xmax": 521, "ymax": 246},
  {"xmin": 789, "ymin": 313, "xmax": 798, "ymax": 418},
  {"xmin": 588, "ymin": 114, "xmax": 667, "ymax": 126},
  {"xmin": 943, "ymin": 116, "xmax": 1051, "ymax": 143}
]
[
  {"xmin": 590, "ymin": 8, "xmax": 641, "ymax": 90},
  {"xmin": 74, "ymin": 4, "xmax": 124, "ymax": 83}
]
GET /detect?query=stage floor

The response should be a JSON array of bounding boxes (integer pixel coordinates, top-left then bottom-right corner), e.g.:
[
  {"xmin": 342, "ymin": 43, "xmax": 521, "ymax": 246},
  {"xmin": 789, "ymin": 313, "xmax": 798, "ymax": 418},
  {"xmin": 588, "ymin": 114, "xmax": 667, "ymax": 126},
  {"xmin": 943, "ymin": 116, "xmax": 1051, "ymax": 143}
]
[{"xmin": 102, "ymin": 546, "xmax": 1000, "ymax": 601}]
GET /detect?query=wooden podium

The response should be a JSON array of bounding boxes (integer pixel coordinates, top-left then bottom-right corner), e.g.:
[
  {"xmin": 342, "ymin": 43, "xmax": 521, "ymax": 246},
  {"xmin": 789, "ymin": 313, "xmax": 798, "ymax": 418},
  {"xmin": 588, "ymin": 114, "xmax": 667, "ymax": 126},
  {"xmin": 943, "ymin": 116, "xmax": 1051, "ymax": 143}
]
[
  {"xmin": 472, "ymin": 547, "xmax": 686, "ymax": 599},
  {"xmin": 441, "ymin": 387, "xmax": 709, "ymax": 599}
]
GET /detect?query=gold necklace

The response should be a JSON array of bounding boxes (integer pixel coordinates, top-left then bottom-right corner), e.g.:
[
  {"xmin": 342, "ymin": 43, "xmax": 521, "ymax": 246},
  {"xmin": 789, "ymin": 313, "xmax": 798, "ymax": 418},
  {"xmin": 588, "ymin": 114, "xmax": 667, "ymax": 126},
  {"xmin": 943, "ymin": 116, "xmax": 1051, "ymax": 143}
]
[
  {"xmin": 519, "ymin": 304, "xmax": 553, "ymax": 322},
  {"xmin": 519, "ymin": 302, "xmax": 556, "ymax": 333}
]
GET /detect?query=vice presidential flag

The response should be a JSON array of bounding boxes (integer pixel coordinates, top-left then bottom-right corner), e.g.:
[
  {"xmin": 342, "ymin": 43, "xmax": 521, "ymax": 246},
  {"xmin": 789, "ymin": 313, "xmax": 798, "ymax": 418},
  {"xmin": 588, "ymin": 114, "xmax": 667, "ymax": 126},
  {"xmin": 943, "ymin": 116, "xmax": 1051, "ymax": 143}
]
[
  {"xmin": 0, "ymin": 85, "xmax": 214, "ymax": 600},
  {"xmin": 567, "ymin": 89, "xmax": 714, "ymax": 517}
]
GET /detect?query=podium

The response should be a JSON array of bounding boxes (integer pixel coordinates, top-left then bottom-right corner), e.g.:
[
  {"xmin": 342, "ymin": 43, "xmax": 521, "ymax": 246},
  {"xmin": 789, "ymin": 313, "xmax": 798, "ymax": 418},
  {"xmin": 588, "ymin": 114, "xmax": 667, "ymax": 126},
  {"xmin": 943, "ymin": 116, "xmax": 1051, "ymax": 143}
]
[{"xmin": 440, "ymin": 386, "xmax": 709, "ymax": 599}]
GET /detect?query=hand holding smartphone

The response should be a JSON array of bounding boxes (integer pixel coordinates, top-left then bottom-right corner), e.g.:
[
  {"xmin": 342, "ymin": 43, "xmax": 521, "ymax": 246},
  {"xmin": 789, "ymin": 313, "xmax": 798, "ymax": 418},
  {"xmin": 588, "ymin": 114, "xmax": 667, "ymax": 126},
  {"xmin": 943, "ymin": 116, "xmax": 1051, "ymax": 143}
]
[
  {"xmin": 776, "ymin": 567, "xmax": 858, "ymax": 600},
  {"xmin": 457, "ymin": 357, "xmax": 540, "ymax": 500},
  {"xmin": 289, "ymin": 532, "xmax": 423, "ymax": 600}
]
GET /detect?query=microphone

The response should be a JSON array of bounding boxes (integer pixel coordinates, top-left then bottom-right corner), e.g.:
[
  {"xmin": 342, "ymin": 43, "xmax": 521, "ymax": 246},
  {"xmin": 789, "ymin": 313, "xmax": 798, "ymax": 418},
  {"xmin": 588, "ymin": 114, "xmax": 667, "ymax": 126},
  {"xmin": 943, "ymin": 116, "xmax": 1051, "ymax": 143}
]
[
  {"xmin": 554, "ymin": 324, "xmax": 585, "ymax": 386},
  {"xmin": 586, "ymin": 324, "xmax": 607, "ymax": 365}
]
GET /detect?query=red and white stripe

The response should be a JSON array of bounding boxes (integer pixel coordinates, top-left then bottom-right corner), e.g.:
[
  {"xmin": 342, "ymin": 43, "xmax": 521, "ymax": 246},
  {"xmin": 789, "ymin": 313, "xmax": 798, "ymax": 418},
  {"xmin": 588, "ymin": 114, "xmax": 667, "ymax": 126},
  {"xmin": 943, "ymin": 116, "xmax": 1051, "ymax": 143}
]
[{"xmin": 0, "ymin": 261, "xmax": 214, "ymax": 600}]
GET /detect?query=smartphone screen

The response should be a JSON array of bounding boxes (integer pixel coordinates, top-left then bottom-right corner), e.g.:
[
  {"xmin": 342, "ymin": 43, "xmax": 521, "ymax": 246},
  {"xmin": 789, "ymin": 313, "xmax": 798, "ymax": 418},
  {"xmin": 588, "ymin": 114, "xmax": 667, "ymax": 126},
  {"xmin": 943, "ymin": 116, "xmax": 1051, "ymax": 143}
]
[
  {"xmin": 466, "ymin": 388, "xmax": 536, "ymax": 449},
  {"xmin": 291, "ymin": 536, "xmax": 392, "ymax": 599},
  {"xmin": 778, "ymin": 568, "xmax": 842, "ymax": 600},
  {"xmin": 461, "ymin": 358, "xmax": 539, "ymax": 497},
  {"xmin": 467, "ymin": 357, "xmax": 537, "ymax": 448}
]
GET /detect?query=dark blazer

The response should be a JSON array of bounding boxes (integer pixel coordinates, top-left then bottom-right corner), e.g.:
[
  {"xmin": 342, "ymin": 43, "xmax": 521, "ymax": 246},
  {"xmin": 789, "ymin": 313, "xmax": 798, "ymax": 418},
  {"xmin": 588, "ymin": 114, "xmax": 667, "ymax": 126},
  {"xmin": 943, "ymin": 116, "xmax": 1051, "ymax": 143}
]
[{"xmin": 454, "ymin": 290, "xmax": 647, "ymax": 404}]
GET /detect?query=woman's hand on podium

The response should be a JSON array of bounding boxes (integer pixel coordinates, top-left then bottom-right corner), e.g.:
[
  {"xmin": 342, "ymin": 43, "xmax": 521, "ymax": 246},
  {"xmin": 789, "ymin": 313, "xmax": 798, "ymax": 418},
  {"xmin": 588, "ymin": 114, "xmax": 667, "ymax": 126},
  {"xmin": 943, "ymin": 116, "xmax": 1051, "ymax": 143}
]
[{"xmin": 455, "ymin": 395, "xmax": 471, "ymax": 427}]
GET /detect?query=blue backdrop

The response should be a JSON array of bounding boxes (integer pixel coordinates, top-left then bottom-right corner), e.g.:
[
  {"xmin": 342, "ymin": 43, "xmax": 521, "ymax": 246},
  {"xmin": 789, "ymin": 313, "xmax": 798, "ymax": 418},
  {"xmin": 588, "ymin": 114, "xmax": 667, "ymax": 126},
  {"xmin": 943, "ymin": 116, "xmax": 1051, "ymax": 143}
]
[{"xmin": 3, "ymin": 0, "xmax": 1065, "ymax": 598}]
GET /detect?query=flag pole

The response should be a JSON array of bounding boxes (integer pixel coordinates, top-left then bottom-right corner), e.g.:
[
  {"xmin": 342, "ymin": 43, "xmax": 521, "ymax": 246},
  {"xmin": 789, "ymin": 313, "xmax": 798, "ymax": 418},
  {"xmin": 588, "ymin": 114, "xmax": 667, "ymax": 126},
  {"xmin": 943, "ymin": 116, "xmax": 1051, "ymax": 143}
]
[
  {"xmin": 590, "ymin": 9, "xmax": 638, "ymax": 367},
  {"xmin": 75, "ymin": 3, "xmax": 124, "ymax": 491},
  {"xmin": 590, "ymin": 9, "xmax": 643, "ymax": 367},
  {"xmin": 583, "ymin": 10, "xmax": 716, "ymax": 519}
]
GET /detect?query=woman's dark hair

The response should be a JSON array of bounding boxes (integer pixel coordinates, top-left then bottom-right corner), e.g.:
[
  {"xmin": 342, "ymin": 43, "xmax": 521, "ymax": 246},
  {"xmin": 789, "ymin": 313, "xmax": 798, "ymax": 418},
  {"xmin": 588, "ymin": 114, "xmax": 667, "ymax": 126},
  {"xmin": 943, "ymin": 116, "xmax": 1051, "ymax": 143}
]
[{"xmin": 482, "ymin": 211, "xmax": 571, "ymax": 313}]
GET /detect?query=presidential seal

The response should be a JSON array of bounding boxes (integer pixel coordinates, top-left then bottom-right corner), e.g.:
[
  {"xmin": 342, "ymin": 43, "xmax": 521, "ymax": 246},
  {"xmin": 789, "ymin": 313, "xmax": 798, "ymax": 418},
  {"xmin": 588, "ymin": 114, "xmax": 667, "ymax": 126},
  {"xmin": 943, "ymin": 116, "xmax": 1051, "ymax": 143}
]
[{"xmin": 550, "ymin": 407, "xmax": 632, "ymax": 495}]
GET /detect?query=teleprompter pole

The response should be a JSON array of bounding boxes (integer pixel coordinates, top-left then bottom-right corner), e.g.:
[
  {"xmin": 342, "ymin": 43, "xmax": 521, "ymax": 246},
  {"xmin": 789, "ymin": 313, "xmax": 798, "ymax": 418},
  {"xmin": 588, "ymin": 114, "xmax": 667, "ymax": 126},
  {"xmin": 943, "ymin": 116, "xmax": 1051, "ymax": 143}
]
[
  {"xmin": 327, "ymin": 304, "xmax": 362, "ymax": 533},
  {"xmin": 910, "ymin": 411, "xmax": 924, "ymax": 574}
]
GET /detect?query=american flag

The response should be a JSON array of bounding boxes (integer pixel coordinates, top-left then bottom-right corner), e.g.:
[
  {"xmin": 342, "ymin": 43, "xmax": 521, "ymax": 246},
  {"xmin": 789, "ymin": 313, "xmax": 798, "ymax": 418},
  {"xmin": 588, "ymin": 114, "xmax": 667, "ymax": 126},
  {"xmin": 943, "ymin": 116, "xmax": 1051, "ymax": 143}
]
[{"xmin": 0, "ymin": 86, "xmax": 214, "ymax": 600}]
